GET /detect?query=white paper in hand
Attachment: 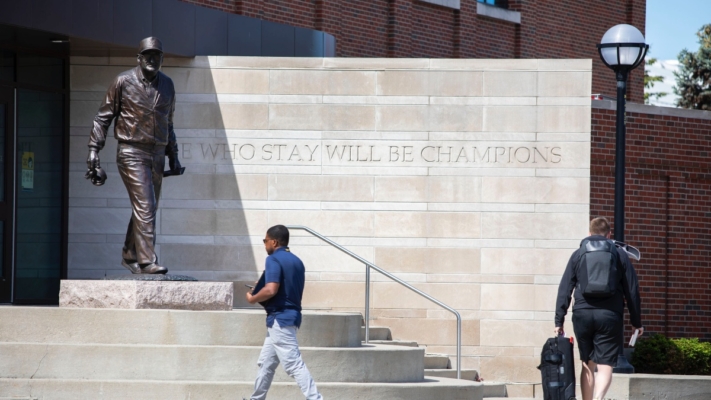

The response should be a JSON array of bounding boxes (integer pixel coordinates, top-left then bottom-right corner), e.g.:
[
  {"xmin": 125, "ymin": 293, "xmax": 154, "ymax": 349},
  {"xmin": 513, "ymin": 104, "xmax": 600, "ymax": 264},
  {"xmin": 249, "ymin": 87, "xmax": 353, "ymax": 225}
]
[{"xmin": 629, "ymin": 329, "xmax": 639, "ymax": 347}]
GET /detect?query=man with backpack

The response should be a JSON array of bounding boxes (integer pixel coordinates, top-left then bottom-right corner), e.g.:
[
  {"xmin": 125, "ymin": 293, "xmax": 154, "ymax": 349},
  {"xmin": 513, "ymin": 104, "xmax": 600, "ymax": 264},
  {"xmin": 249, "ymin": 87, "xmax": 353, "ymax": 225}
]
[{"xmin": 554, "ymin": 217, "xmax": 643, "ymax": 400}]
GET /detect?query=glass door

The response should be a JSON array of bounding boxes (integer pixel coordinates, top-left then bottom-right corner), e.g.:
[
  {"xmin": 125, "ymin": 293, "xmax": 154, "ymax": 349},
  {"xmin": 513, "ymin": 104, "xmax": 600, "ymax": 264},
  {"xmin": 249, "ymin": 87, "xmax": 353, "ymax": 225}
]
[
  {"xmin": 13, "ymin": 89, "xmax": 64, "ymax": 304},
  {"xmin": 0, "ymin": 86, "xmax": 14, "ymax": 303},
  {"xmin": 12, "ymin": 89, "xmax": 63, "ymax": 303},
  {"xmin": 0, "ymin": 47, "xmax": 67, "ymax": 305}
]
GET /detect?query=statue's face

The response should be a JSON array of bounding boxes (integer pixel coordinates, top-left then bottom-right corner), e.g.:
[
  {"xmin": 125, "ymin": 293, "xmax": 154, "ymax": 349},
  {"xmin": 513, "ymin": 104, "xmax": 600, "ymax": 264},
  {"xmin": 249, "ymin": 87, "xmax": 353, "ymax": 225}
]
[{"xmin": 137, "ymin": 50, "xmax": 163, "ymax": 77}]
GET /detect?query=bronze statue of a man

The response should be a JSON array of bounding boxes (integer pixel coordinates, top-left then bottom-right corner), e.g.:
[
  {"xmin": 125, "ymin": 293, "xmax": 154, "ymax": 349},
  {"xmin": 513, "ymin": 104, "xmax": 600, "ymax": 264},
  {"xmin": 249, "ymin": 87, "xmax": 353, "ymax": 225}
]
[{"xmin": 86, "ymin": 37, "xmax": 182, "ymax": 274}]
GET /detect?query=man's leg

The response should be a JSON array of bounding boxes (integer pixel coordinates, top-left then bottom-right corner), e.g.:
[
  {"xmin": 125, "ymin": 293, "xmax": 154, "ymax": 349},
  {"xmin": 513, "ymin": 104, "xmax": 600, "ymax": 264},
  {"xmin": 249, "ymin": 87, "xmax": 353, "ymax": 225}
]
[
  {"xmin": 590, "ymin": 309, "xmax": 623, "ymax": 400},
  {"xmin": 580, "ymin": 360, "xmax": 596, "ymax": 400},
  {"xmin": 149, "ymin": 151, "xmax": 164, "ymax": 260},
  {"xmin": 121, "ymin": 216, "xmax": 138, "ymax": 263},
  {"xmin": 573, "ymin": 310, "xmax": 596, "ymax": 400},
  {"xmin": 251, "ymin": 333, "xmax": 279, "ymax": 400},
  {"xmin": 270, "ymin": 321, "xmax": 323, "ymax": 400},
  {"xmin": 117, "ymin": 147, "xmax": 160, "ymax": 265},
  {"xmin": 593, "ymin": 364, "xmax": 613, "ymax": 399}
]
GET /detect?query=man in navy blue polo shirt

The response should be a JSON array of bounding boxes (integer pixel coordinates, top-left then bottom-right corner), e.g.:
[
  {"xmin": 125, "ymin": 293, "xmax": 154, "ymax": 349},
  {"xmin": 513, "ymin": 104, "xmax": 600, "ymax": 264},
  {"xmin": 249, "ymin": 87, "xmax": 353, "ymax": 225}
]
[{"xmin": 245, "ymin": 225, "xmax": 323, "ymax": 400}]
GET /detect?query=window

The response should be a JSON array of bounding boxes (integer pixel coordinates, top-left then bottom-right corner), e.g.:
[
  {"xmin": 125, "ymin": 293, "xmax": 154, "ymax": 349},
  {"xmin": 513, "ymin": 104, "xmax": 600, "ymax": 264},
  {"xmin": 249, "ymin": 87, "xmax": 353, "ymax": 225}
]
[{"xmin": 478, "ymin": 0, "xmax": 509, "ymax": 8}]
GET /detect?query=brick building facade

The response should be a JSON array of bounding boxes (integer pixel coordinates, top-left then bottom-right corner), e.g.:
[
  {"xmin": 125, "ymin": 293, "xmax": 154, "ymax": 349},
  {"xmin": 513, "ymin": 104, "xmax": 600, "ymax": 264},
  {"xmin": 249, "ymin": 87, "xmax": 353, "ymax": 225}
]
[
  {"xmin": 180, "ymin": 0, "xmax": 646, "ymax": 102},
  {"xmin": 180, "ymin": 0, "xmax": 711, "ymax": 340},
  {"xmin": 592, "ymin": 101, "xmax": 711, "ymax": 340}
]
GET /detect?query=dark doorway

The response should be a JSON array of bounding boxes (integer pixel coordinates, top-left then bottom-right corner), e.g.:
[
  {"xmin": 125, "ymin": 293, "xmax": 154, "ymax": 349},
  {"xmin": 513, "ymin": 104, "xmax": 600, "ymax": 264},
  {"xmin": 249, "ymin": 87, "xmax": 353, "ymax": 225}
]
[
  {"xmin": 0, "ymin": 85, "xmax": 13, "ymax": 303},
  {"xmin": 13, "ymin": 88, "xmax": 64, "ymax": 303},
  {"xmin": 0, "ymin": 43, "xmax": 68, "ymax": 304}
]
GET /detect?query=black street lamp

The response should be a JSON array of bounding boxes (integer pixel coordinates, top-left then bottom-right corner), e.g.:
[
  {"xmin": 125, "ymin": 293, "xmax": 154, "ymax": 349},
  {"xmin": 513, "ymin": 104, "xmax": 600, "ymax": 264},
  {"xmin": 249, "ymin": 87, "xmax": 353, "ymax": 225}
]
[
  {"xmin": 597, "ymin": 24, "xmax": 648, "ymax": 374},
  {"xmin": 597, "ymin": 24, "xmax": 648, "ymax": 244}
]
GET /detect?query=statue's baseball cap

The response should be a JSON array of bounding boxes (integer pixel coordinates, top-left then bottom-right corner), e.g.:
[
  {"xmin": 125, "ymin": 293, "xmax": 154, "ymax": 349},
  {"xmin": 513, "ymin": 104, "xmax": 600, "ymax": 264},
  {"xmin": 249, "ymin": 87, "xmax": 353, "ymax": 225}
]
[{"xmin": 138, "ymin": 37, "xmax": 163, "ymax": 54}]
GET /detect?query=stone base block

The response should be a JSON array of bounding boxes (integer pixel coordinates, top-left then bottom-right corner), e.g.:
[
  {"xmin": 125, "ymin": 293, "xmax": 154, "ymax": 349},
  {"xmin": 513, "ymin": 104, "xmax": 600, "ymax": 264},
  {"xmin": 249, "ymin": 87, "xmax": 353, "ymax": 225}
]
[
  {"xmin": 608, "ymin": 373, "xmax": 711, "ymax": 400},
  {"xmin": 59, "ymin": 280, "xmax": 233, "ymax": 311}
]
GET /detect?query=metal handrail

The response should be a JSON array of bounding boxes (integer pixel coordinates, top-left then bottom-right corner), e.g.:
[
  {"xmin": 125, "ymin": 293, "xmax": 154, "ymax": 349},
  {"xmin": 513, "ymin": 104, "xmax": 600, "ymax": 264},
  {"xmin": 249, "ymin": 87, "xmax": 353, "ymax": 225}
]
[{"xmin": 287, "ymin": 225, "xmax": 462, "ymax": 379}]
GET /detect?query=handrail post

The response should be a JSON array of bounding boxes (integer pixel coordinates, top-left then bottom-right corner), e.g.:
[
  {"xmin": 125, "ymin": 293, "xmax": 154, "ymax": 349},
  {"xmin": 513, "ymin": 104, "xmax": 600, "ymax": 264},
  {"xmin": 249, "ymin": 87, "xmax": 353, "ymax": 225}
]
[
  {"xmin": 365, "ymin": 263, "xmax": 370, "ymax": 344},
  {"xmin": 456, "ymin": 313, "xmax": 461, "ymax": 379}
]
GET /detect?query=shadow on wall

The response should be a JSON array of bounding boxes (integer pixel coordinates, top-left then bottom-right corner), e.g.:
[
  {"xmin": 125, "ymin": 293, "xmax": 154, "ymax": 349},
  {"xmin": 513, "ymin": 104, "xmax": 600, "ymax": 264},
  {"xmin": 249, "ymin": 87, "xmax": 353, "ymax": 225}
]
[{"xmin": 67, "ymin": 56, "xmax": 259, "ymax": 306}]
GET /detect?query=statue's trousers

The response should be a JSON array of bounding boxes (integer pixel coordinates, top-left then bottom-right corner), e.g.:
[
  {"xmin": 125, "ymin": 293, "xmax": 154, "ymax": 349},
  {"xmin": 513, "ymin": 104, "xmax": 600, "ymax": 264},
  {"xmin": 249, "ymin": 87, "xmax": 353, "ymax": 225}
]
[{"xmin": 116, "ymin": 142, "xmax": 165, "ymax": 265}]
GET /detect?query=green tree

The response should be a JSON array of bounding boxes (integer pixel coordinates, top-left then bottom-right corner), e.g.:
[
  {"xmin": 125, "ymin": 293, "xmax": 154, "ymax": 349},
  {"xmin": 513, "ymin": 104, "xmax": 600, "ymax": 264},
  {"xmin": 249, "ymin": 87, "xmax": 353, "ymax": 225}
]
[
  {"xmin": 674, "ymin": 24, "xmax": 711, "ymax": 110},
  {"xmin": 644, "ymin": 56, "xmax": 668, "ymax": 104}
]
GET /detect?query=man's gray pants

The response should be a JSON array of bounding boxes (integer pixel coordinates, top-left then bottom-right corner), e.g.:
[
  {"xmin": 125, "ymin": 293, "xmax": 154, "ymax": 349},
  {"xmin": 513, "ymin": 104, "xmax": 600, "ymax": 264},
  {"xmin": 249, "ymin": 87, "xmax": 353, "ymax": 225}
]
[{"xmin": 250, "ymin": 320, "xmax": 323, "ymax": 400}]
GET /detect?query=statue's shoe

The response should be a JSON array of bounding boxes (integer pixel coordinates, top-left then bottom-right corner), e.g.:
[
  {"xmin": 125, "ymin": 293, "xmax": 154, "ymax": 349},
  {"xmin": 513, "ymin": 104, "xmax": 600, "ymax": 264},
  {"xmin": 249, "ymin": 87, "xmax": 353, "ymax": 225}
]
[
  {"xmin": 121, "ymin": 259, "xmax": 141, "ymax": 274},
  {"xmin": 140, "ymin": 263, "xmax": 168, "ymax": 274}
]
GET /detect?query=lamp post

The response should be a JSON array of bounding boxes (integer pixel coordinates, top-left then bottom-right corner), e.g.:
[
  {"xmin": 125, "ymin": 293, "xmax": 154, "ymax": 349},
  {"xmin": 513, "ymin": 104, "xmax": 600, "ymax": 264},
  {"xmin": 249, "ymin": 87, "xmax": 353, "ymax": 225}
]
[{"xmin": 597, "ymin": 24, "xmax": 648, "ymax": 374}]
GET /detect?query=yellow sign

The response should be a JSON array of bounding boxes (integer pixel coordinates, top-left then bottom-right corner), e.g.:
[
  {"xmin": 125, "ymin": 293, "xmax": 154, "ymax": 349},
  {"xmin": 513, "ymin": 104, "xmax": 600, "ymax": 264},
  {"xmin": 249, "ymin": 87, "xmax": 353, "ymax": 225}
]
[{"xmin": 21, "ymin": 151, "xmax": 34, "ymax": 190}]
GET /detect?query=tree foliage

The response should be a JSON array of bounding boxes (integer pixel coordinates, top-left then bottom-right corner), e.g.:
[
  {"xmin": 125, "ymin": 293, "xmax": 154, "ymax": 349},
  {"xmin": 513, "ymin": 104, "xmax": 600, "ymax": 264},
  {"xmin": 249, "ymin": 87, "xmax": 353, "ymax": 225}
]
[
  {"xmin": 674, "ymin": 24, "xmax": 711, "ymax": 110},
  {"xmin": 644, "ymin": 56, "xmax": 668, "ymax": 104}
]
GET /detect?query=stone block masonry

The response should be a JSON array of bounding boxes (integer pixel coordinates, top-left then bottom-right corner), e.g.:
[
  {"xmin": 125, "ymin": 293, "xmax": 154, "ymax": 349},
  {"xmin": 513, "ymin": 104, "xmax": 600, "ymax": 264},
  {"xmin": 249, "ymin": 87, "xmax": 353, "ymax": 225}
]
[
  {"xmin": 59, "ymin": 280, "xmax": 234, "ymax": 310},
  {"xmin": 68, "ymin": 55, "xmax": 591, "ymax": 384}
]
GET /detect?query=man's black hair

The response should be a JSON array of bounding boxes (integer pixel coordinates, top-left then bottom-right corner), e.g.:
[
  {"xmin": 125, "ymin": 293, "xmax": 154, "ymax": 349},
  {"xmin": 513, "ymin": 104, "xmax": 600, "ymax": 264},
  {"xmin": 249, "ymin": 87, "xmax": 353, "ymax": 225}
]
[{"xmin": 266, "ymin": 225, "xmax": 290, "ymax": 247}]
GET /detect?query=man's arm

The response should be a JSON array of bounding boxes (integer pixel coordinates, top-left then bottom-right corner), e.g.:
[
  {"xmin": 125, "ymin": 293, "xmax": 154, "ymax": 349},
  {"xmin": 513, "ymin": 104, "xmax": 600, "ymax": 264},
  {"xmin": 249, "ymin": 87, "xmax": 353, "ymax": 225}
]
[
  {"xmin": 166, "ymin": 89, "xmax": 181, "ymax": 171},
  {"xmin": 247, "ymin": 282, "xmax": 279, "ymax": 304},
  {"xmin": 88, "ymin": 76, "xmax": 121, "ymax": 152},
  {"xmin": 554, "ymin": 252, "xmax": 578, "ymax": 329},
  {"xmin": 246, "ymin": 256, "xmax": 282, "ymax": 305},
  {"xmin": 619, "ymin": 250, "xmax": 643, "ymax": 328}
]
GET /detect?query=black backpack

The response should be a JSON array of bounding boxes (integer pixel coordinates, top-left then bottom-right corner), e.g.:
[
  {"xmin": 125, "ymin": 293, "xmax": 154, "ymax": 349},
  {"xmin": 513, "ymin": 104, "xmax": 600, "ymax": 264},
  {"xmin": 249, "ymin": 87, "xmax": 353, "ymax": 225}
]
[{"xmin": 576, "ymin": 239, "xmax": 619, "ymax": 298}]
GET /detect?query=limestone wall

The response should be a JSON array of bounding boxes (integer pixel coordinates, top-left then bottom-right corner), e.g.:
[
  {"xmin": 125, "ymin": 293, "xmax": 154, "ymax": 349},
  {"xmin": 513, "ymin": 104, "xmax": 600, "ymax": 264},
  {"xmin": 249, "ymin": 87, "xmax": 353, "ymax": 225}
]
[{"xmin": 68, "ymin": 56, "xmax": 591, "ymax": 384}]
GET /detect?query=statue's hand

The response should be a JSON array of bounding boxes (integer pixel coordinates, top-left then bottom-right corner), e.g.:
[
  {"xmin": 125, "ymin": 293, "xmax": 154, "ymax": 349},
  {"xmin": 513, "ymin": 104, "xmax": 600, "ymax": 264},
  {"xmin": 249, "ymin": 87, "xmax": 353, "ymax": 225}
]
[
  {"xmin": 168, "ymin": 154, "xmax": 182, "ymax": 172},
  {"xmin": 87, "ymin": 149, "xmax": 100, "ymax": 170}
]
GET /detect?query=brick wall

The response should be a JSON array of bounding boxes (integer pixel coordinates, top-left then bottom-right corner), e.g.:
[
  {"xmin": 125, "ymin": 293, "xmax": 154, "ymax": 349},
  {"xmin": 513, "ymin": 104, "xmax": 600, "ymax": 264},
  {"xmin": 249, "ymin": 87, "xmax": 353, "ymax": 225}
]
[
  {"xmin": 339, "ymin": 1, "xmax": 390, "ymax": 57},
  {"xmin": 509, "ymin": 0, "xmax": 646, "ymax": 103},
  {"xmin": 591, "ymin": 102, "xmax": 711, "ymax": 340},
  {"xmin": 410, "ymin": 2, "xmax": 456, "ymax": 58},
  {"xmin": 180, "ymin": 0, "xmax": 646, "ymax": 101},
  {"xmin": 475, "ymin": 16, "xmax": 517, "ymax": 58},
  {"xmin": 454, "ymin": 0, "xmax": 478, "ymax": 58}
]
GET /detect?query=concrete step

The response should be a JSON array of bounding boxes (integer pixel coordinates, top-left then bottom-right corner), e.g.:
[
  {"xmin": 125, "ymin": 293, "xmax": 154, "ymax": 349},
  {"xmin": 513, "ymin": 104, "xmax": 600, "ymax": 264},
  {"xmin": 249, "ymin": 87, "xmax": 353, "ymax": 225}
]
[
  {"xmin": 0, "ymin": 378, "xmax": 483, "ymax": 400},
  {"xmin": 505, "ymin": 383, "xmax": 538, "ymax": 398},
  {"xmin": 422, "ymin": 372, "xmax": 507, "ymax": 397},
  {"xmin": 367, "ymin": 339, "xmax": 419, "ymax": 347},
  {"xmin": 481, "ymin": 382, "xmax": 508, "ymax": 397},
  {"xmin": 0, "ymin": 342, "xmax": 424, "ymax": 383},
  {"xmin": 0, "ymin": 307, "xmax": 361, "ymax": 347},
  {"xmin": 425, "ymin": 368, "xmax": 479, "ymax": 381},
  {"xmin": 361, "ymin": 326, "xmax": 392, "ymax": 341},
  {"xmin": 424, "ymin": 353, "xmax": 452, "ymax": 369}
]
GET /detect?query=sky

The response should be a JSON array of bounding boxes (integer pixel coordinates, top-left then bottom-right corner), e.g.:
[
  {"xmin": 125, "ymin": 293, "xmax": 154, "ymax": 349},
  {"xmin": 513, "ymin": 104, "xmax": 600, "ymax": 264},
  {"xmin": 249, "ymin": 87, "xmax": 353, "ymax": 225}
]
[{"xmin": 644, "ymin": 0, "xmax": 711, "ymax": 106}]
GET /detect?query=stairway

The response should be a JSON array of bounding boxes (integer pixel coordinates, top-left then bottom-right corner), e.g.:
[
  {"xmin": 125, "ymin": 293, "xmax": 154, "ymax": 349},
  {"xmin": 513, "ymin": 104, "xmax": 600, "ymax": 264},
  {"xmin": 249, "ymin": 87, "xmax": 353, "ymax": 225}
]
[
  {"xmin": 362, "ymin": 324, "xmax": 535, "ymax": 399},
  {"xmin": 0, "ymin": 307, "xmax": 482, "ymax": 399}
]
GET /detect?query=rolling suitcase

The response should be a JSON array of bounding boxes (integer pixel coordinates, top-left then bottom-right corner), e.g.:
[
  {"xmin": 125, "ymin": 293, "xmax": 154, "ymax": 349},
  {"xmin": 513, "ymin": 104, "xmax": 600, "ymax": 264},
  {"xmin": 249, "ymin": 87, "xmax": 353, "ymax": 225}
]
[{"xmin": 537, "ymin": 335, "xmax": 576, "ymax": 400}]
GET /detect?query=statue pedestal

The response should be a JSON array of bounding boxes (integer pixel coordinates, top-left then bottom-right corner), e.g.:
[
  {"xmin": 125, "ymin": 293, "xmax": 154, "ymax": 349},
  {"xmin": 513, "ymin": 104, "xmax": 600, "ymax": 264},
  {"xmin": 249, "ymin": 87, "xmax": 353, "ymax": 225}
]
[{"xmin": 59, "ymin": 279, "xmax": 234, "ymax": 311}]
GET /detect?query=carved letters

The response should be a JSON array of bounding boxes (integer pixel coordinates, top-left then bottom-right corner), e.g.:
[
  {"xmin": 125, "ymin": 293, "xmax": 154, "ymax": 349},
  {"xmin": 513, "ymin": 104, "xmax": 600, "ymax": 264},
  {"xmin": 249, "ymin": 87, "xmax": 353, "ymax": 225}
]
[{"xmin": 180, "ymin": 141, "xmax": 564, "ymax": 166}]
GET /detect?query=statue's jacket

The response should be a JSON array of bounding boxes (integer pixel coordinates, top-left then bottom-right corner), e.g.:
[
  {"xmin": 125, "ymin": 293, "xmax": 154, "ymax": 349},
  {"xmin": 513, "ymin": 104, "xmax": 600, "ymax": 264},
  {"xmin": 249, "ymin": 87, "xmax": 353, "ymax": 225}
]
[{"xmin": 89, "ymin": 66, "xmax": 179, "ymax": 157}]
